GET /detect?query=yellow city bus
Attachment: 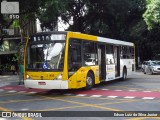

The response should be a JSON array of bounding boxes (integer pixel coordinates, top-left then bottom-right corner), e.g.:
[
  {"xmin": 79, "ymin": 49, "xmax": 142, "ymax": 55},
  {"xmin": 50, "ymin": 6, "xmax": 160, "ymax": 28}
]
[{"xmin": 24, "ymin": 31, "xmax": 135, "ymax": 89}]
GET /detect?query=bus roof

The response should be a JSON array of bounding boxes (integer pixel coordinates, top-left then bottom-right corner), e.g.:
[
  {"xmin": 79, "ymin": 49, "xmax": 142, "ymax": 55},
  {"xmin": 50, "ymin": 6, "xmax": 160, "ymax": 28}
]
[
  {"xmin": 69, "ymin": 32, "xmax": 134, "ymax": 46},
  {"xmin": 31, "ymin": 31, "xmax": 134, "ymax": 46},
  {"xmin": 68, "ymin": 31, "xmax": 134, "ymax": 46},
  {"xmin": 98, "ymin": 37, "xmax": 134, "ymax": 46}
]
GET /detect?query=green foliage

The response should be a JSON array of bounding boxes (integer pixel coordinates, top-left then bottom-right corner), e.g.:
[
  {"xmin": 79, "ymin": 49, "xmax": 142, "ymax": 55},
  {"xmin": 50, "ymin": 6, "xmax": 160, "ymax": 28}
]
[
  {"xmin": 11, "ymin": 20, "xmax": 20, "ymax": 28},
  {"xmin": 0, "ymin": 0, "xmax": 160, "ymax": 63},
  {"xmin": 12, "ymin": 43, "xmax": 24, "ymax": 65},
  {"xmin": 37, "ymin": 0, "xmax": 62, "ymax": 30},
  {"xmin": 143, "ymin": 0, "xmax": 160, "ymax": 29}
]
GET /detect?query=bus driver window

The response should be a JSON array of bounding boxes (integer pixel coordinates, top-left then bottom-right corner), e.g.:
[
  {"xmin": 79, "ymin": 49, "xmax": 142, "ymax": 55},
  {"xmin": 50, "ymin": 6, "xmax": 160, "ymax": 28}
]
[{"xmin": 68, "ymin": 39, "xmax": 82, "ymax": 71}]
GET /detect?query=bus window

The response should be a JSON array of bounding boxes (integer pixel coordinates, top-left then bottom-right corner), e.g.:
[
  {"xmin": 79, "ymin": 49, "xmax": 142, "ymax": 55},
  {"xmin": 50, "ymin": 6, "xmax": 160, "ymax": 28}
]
[
  {"xmin": 130, "ymin": 47, "xmax": 134, "ymax": 59},
  {"xmin": 83, "ymin": 41, "xmax": 98, "ymax": 66},
  {"xmin": 68, "ymin": 39, "xmax": 82, "ymax": 73},
  {"xmin": 27, "ymin": 42, "xmax": 65, "ymax": 70},
  {"xmin": 120, "ymin": 46, "xmax": 133, "ymax": 59},
  {"xmin": 106, "ymin": 45, "xmax": 115, "ymax": 64}
]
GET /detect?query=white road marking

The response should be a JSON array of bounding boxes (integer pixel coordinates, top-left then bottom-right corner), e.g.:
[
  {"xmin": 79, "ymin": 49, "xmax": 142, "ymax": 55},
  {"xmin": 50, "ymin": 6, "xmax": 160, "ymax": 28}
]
[
  {"xmin": 76, "ymin": 94, "xmax": 87, "ymax": 97},
  {"xmin": 101, "ymin": 89, "xmax": 109, "ymax": 90},
  {"xmin": 143, "ymin": 91, "xmax": 152, "ymax": 92},
  {"xmin": 128, "ymin": 90, "xmax": 137, "ymax": 92},
  {"xmin": 124, "ymin": 96, "xmax": 135, "ymax": 99},
  {"xmin": 115, "ymin": 90, "xmax": 123, "ymax": 91},
  {"xmin": 107, "ymin": 96, "xmax": 118, "ymax": 98},
  {"xmin": 142, "ymin": 97, "xmax": 155, "ymax": 99},
  {"xmin": 90, "ymin": 95, "xmax": 102, "ymax": 97}
]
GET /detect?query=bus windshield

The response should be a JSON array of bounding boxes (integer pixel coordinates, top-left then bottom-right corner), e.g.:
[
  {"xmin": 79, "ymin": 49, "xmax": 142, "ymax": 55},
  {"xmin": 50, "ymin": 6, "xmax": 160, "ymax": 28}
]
[{"xmin": 26, "ymin": 42, "xmax": 65, "ymax": 70}]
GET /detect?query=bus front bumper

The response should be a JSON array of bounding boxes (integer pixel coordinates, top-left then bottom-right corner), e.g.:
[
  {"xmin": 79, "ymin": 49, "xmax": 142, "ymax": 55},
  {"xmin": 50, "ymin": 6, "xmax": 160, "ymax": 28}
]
[{"xmin": 24, "ymin": 79, "xmax": 69, "ymax": 89}]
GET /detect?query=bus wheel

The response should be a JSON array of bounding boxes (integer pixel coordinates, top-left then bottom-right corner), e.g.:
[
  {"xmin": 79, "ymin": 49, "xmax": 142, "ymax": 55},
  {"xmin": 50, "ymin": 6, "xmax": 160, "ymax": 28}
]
[
  {"xmin": 85, "ymin": 72, "xmax": 94, "ymax": 90},
  {"xmin": 122, "ymin": 68, "xmax": 127, "ymax": 80}
]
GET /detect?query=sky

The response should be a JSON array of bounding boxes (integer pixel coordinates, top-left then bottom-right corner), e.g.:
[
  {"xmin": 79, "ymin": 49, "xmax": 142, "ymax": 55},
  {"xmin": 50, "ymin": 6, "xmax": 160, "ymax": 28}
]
[{"xmin": 36, "ymin": 17, "xmax": 72, "ymax": 32}]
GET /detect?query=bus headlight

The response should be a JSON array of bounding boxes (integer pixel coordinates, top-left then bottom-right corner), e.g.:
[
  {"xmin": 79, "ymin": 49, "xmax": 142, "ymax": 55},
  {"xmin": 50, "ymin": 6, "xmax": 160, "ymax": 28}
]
[
  {"xmin": 56, "ymin": 74, "xmax": 62, "ymax": 80},
  {"xmin": 26, "ymin": 75, "xmax": 30, "ymax": 79}
]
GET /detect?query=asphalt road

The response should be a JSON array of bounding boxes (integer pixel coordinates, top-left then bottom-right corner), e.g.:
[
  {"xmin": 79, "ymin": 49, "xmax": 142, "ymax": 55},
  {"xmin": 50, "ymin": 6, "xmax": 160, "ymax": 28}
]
[{"xmin": 0, "ymin": 72, "xmax": 160, "ymax": 120}]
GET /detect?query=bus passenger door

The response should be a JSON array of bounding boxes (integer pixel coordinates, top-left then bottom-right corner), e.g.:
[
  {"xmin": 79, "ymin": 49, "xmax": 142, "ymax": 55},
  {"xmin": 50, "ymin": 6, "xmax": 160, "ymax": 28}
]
[
  {"xmin": 114, "ymin": 46, "xmax": 120, "ymax": 77},
  {"xmin": 98, "ymin": 45, "xmax": 106, "ymax": 80}
]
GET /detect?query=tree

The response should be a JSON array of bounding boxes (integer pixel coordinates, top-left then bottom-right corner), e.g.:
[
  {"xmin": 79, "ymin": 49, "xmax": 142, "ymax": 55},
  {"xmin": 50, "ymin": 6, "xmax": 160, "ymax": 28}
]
[
  {"xmin": 1, "ymin": 0, "xmax": 159, "ymax": 64},
  {"xmin": 143, "ymin": 0, "xmax": 160, "ymax": 29},
  {"xmin": 0, "ymin": 0, "xmax": 43, "ymax": 34},
  {"xmin": 37, "ymin": 0, "xmax": 89, "ymax": 32}
]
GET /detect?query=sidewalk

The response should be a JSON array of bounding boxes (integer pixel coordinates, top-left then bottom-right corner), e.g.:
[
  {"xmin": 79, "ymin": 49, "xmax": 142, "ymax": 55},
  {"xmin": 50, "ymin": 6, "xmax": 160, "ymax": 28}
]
[
  {"xmin": 0, "ymin": 74, "xmax": 20, "ymax": 87},
  {"xmin": 0, "ymin": 74, "xmax": 48, "ymax": 93}
]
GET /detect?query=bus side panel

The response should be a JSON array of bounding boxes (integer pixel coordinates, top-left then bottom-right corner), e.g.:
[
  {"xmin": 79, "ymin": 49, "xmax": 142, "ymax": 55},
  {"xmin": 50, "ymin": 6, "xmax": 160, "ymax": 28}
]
[
  {"xmin": 106, "ymin": 64, "xmax": 116, "ymax": 81},
  {"xmin": 68, "ymin": 66, "xmax": 100, "ymax": 89},
  {"xmin": 120, "ymin": 59, "xmax": 135, "ymax": 77}
]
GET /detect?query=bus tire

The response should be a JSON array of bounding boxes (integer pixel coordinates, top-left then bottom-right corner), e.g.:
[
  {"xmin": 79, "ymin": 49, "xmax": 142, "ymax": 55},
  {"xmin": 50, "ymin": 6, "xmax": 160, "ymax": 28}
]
[
  {"xmin": 122, "ymin": 67, "xmax": 127, "ymax": 80},
  {"xmin": 85, "ymin": 72, "xmax": 94, "ymax": 90}
]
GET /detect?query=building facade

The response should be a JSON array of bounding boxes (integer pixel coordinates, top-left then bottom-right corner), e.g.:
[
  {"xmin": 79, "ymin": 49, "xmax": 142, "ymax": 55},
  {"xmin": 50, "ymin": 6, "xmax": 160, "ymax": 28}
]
[{"xmin": 0, "ymin": 20, "xmax": 36, "ymax": 74}]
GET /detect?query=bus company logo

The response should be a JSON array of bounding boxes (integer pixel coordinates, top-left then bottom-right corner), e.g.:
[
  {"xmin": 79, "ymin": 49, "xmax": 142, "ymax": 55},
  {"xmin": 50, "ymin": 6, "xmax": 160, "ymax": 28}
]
[
  {"xmin": 2, "ymin": 112, "xmax": 11, "ymax": 117},
  {"xmin": 1, "ymin": 1, "xmax": 19, "ymax": 14}
]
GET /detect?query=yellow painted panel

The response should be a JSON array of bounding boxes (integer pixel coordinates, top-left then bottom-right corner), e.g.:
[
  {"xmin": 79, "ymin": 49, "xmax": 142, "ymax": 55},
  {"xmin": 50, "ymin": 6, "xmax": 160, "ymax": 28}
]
[
  {"xmin": 62, "ymin": 32, "xmax": 70, "ymax": 80},
  {"xmin": 68, "ymin": 66, "xmax": 100, "ymax": 89},
  {"xmin": 26, "ymin": 72, "xmax": 62, "ymax": 80},
  {"xmin": 68, "ymin": 32, "xmax": 97, "ymax": 41}
]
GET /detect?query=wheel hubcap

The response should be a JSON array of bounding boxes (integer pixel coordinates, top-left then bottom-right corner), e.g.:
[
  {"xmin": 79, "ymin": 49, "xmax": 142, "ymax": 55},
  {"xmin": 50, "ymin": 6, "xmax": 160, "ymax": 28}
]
[
  {"xmin": 87, "ymin": 77, "xmax": 92, "ymax": 86},
  {"xmin": 124, "ymin": 73, "xmax": 126, "ymax": 79},
  {"xmin": 123, "ymin": 71, "xmax": 126, "ymax": 79}
]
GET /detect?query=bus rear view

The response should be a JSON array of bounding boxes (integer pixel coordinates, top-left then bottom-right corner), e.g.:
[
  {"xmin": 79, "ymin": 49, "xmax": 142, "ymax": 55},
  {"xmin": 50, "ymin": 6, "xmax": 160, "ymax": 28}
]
[{"xmin": 24, "ymin": 32, "xmax": 68, "ymax": 89}]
